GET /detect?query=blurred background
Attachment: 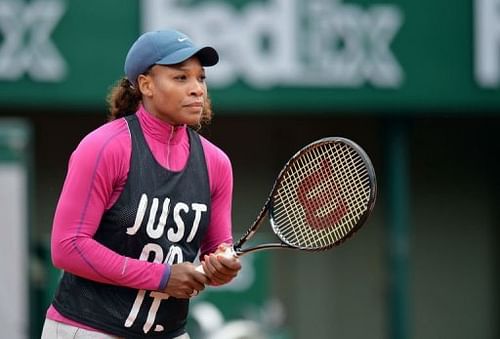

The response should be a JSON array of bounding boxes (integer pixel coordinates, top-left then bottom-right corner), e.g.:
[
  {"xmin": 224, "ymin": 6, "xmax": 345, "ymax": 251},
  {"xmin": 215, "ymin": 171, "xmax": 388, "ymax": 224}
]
[{"xmin": 0, "ymin": 0, "xmax": 499, "ymax": 338}]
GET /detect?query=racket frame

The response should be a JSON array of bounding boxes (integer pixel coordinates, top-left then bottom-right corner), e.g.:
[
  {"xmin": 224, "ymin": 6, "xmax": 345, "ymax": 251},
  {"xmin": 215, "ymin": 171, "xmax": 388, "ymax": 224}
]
[{"xmin": 232, "ymin": 137, "xmax": 377, "ymax": 256}]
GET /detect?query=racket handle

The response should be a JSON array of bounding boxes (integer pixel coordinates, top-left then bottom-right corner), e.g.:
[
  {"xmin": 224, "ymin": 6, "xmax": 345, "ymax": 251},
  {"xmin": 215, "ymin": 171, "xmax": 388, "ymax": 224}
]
[{"xmin": 195, "ymin": 246, "xmax": 237, "ymax": 274}]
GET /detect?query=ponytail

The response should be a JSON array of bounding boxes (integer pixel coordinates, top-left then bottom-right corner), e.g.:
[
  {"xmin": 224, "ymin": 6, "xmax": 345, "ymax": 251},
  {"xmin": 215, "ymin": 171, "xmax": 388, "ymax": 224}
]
[{"xmin": 106, "ymin": 77, "xmax": 141, "ymax": 121}]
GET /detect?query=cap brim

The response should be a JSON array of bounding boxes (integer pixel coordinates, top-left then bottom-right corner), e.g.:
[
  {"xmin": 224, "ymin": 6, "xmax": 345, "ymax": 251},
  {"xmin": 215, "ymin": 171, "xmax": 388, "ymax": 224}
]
[{"xmin": 156, "ymin": 46, "xmax": 219, "ymax": 67}]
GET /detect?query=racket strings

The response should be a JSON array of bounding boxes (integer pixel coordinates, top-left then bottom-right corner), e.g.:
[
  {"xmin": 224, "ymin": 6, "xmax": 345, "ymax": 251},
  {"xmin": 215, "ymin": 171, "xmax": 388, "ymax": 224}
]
[
  {"xmin": 275, "ymin": 149, "xmax": 326, "ymax": 247},
  {"xmin": 272, "ymin": 142, "xmax": 372, "ymax": 250},
  {"xmin": 274, "ymin": 158, "xmax": 308, "ymax": 246},
  {"xmin": 304, "ymin": 144, "xmax": 365, "ymax": 245},
  {"xmin": 274, "ymin": 147, "xmax": 329, "ymax": 246},
  {"xmin": 275, "ymin": 148, "xmax": 332, "ymax": 245},
  {"xmin": 331, "ymin": 145, "xmax": 371, "ymax": 223}
]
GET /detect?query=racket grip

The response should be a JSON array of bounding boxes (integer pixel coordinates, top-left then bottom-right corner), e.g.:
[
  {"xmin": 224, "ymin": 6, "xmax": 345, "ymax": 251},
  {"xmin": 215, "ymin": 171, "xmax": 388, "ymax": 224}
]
[{"xmin": 195, "ymin": 246, "xmax": 237, "ymax": 274}]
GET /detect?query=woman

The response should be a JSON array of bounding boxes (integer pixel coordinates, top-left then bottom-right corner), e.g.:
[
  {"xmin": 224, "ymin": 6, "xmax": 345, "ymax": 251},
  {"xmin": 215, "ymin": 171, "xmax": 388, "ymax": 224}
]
[{"xmin": 41, "ymin": 29, "xmax": 241, "ymax": 338}]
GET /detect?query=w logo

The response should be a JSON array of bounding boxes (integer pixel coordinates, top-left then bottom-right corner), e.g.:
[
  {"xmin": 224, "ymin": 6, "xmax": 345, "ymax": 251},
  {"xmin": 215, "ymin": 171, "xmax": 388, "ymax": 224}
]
[{"xmin": 297, "ymin": 159, "xmax": 348, "ymax": 230}]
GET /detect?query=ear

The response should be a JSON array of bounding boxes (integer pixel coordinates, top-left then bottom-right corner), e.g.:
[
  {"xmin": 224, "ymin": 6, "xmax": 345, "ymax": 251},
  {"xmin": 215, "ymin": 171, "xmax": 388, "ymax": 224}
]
[{"xmin": 137, "ymin": 74, "xmax": 153, "ymax": 97}]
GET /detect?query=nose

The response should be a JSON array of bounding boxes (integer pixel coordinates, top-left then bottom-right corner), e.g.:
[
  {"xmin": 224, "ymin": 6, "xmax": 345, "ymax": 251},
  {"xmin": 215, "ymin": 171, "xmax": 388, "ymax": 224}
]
[{"xmin": 189, "ymin": 79, "xmax": 205, "ymax": 97}]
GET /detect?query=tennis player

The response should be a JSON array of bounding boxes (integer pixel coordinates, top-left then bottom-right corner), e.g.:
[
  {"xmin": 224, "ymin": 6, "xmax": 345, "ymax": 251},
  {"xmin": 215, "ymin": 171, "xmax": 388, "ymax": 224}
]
[{"xmin": 41, "ymin": 29, "xmax": 241, "ymax": 339}]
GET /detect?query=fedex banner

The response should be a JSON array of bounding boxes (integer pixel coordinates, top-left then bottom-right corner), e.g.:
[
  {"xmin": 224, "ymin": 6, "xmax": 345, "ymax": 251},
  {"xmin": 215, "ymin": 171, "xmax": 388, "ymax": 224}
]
[
  {"xmin": 0, "ymin": 0, "xmax": 499, "ymax": 112},
  {"xmin": 142, "ymin": 0, "xmax": 404, "ymax": 89}
]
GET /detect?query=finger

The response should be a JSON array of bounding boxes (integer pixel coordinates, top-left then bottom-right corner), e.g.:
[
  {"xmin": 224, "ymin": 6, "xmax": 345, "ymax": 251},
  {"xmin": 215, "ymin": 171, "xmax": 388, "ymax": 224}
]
[
  {"xmin": 202, "ymin": 256, "xmax": 222, "ymax": 278},
  {"xmin": 217, "ymin": 256, "xmax": 242, "ymax": 271},
  {"xmin": 205, "ymin": 255, "xmax": 238, "ymax": 284},
  {"xmin": 190, "ymin": 267, "xmax": 209, "ymax": 288},
  {"xmin": 175, "ymin": 289, "xmax": 193, "ymax": 299},
  {"xmin": 212, "ymin": 255, "xmax": 240, "ymax": 276},
  {"xmin": 185, "ymin": 286, "xmax": 198, "ymax": 299},
  {"xmin": 203, "ymin": 255, "xmax": 228, "ymax": 283},
  {"xmin": 190, "ymin": 279, "xmax": 206, "ymax": 292}
]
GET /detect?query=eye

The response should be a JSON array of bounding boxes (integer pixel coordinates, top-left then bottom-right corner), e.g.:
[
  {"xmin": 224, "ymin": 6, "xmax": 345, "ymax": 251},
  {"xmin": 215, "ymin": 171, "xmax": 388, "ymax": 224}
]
[
  {"xmin": 174, "ymin": 74, "xmax": 187, "ymax": 81},
  {"xmin": 198, "ymin": 74, "xmax": 206, "ymax": 83}
]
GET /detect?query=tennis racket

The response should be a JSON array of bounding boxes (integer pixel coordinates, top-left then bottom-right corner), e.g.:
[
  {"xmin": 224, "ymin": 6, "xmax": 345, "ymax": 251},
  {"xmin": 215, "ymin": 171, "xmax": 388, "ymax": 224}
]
[{"xmin": 199, "ymin": 137, "xmax": 377, "ymax": 264}]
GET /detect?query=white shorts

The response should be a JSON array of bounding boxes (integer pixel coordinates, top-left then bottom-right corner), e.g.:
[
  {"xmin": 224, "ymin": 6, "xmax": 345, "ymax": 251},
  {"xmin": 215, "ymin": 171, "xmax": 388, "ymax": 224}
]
[{"xmin": 41, "ymin": 318, "xmax": 190, "ymax": 339}]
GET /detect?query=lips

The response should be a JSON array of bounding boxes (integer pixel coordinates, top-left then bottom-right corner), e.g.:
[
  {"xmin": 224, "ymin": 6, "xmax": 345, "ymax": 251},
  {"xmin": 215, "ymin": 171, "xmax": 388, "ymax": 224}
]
[{"xmin": 184, "ymin": 101, "xmax": 203, "ymax": 108}]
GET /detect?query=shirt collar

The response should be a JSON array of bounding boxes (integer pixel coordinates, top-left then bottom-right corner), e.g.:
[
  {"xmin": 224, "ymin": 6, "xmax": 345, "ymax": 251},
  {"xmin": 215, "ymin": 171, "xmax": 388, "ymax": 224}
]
[{"xmin": 136, "ymin": 104, "xmax": 187, "ymax": 145}]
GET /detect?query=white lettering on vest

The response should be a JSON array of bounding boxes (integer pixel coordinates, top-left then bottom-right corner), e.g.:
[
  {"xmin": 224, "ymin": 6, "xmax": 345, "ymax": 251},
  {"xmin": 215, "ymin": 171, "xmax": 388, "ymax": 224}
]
[{"xmin": 124, "ymin": 193, "xmax": 207, "ymax": 333}]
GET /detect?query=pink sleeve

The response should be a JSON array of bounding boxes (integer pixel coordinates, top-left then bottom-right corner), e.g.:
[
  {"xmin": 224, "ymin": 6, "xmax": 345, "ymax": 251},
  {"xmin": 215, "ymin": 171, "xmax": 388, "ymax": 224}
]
[
  {"xmin": 199, "ymin": 137, "xmax": 234, "ymax": 257},
  {"xmin": 50, "ymin": 120, "xmax": 167, "ymax": 291}
]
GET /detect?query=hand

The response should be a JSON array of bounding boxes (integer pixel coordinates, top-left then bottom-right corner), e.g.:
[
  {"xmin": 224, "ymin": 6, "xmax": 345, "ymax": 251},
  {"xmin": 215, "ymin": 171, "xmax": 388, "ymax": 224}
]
[
  {"xmin": 201, "ymin": 243, "xmax": 242, "ymax": 286},
  {"xmin": 162, "ymin": 262, "xmax": 208, "ymax": 299}
]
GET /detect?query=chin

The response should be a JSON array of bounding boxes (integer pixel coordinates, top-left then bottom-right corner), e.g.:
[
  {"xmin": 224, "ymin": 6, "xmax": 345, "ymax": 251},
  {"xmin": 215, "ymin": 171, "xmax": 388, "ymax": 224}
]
[{"xmin": 185, "ymin": 116, "xmax": 202, "ymax": 127}]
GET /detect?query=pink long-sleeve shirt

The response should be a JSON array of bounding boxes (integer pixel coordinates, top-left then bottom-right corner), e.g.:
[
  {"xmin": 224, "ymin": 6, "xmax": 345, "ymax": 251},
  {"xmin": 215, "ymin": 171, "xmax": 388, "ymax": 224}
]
[{"xmin": 46, "ymin": 105, "xmax": 233, "ymax": 329}]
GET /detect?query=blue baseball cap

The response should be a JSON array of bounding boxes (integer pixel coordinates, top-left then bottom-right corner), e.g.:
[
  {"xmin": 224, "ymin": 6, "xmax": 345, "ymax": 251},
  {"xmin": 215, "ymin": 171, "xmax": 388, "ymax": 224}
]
[{"xmin": 124, "ymin": 29, "xmax": 219, "ymax": 85}]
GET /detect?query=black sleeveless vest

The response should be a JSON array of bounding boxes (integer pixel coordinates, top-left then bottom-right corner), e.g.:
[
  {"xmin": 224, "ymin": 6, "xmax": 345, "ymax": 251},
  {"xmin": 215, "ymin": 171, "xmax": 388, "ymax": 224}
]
[{"xmin": 52, "ymin": 115, "xmax": 211, "ymax": 338}]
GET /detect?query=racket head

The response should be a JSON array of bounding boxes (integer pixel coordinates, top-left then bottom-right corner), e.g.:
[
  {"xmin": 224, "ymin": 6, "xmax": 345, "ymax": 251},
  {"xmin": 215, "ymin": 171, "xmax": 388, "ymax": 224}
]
[{"xmin": 268, "ymin": 137, "xmax": 377, "ymax": 251}]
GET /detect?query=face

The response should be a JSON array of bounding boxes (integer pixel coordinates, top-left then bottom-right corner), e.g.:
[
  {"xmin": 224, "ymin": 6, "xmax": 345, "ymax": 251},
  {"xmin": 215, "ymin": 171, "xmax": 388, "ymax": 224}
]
[{"xmin": 137, "ymin": 57, "xmax": 207, "ymax": 126}]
